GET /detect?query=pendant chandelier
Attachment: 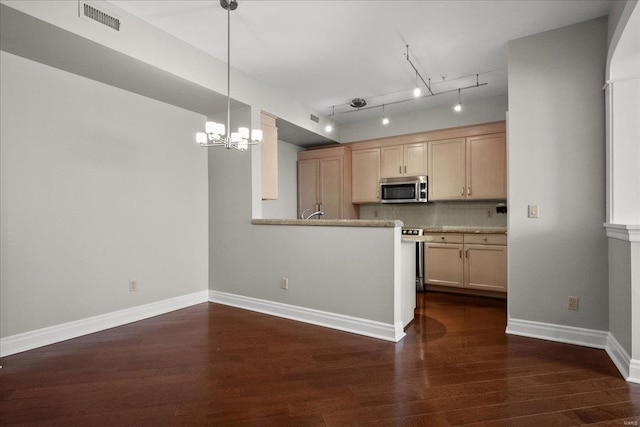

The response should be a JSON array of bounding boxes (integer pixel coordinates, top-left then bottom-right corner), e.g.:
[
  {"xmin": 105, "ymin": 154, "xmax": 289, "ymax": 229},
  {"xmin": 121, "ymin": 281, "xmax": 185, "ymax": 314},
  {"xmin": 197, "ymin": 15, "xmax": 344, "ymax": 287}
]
[{"xmin": 195, "ymin": 0, "xmax": 262, "ymax": 151}]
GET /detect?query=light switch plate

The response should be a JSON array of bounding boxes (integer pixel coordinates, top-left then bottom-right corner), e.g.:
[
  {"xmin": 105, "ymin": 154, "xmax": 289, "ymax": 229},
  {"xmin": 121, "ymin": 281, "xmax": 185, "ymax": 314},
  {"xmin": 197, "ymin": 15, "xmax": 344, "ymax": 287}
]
[{"xmin": 528, "ymin": 204, "xmax": 539, "ymax": 218}]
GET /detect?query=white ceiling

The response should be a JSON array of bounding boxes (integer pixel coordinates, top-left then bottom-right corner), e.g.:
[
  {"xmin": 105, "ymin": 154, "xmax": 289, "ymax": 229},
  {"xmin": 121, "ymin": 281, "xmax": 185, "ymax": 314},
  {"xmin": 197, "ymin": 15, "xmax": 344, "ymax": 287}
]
[{"xmin": 110, "ymin": 0, "xmax": 614, "ymax": 124}]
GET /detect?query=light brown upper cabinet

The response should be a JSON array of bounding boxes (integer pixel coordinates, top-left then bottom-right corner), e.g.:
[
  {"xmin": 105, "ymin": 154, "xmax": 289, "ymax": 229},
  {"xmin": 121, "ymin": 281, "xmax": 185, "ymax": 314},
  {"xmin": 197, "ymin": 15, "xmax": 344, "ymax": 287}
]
[
  {"xmin": 428, "ymin": 133, "xmax": 506, "ymax": 201},
  {"xmin": 352, "ymin": 148, "xmax": 381, "ymax": 203},
  {"xmin": 380, "ymin": 142, "xmax": 427, "ymax": 178},
  {"xmin": 466, "ymin": 134, "xmax": 507, "ymax": 200},
  {"xmin": 297, "ymin": 146, "xmax": 358, "ymax": 219},
  {"xmin": 261, "ymin": 112, "xmax": 278, "ymax": 200},
  {"xmin": 428, "ymin": 138, "xmax": 466, "ymax": 200}
]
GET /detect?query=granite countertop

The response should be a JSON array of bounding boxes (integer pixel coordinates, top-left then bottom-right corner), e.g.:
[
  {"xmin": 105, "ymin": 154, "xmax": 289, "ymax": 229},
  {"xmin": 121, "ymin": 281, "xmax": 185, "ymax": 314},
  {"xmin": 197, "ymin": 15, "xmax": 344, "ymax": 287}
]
[
  {"xmin": 423, "ymin": 227, "xmax": 507, "ymax": 234},
  {"xmin": 252, "ymin": 219, "xmax": 403, "ymax": 228}
]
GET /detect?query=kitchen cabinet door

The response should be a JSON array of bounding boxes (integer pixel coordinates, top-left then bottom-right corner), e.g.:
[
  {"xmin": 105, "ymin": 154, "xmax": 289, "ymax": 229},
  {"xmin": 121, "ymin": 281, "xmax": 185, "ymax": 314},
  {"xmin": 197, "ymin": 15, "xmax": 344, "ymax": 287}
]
[
  {"xmin": 297, "ymin": 159, "xmax": 319, "ymax": 217},
  {"xmin": 424, "ymin": 243, "xmax": 464, "ymax": 288},
  {"xmin": 319, "ymin": 157, "xmax": 343, "ymax": 219},
  {"xmin": 381, "ymin": 143, "xmax": 427, "ymax": 178},
  {"xmin": 466, "ymin": 134, "xmax": 506, "ymax": 200},
  {"xmin": 428, "ymin": 138, "xmax": 466, "ymax": 200},
  {"xmin": 380, "ymin": 145, "xmax": 404, "ymax": 178},
  {"xmin": 352, "ymin": 148, "xmax": 380, "ymax": 203},
  {"xmin": 464, "ymin": 244, "xmax": 507, "ymax": 292},
  {"xmin": 297, "ymin": 146, "xmax": 358, "ymax": 219},
  {"xmin": 404, "ymin": 142, "xmax": 427, "ymax": 177}
]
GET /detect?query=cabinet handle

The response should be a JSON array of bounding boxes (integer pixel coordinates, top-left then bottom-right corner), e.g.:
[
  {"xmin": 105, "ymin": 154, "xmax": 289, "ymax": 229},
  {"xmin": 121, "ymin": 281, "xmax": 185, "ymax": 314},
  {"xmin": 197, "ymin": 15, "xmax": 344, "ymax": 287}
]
[
  {"xmin": 399, "ymin": 166, "xmax": 402, "ymax": 174},
  {"xmin": 467, "ymin": 187, "xmax": 471, "ymax": 196},
  {"xmin": 441, "ymin": 237, "xmax": 445, "ymax": 240},
  {"xmin": 461, "ymin": 187, "xmax": 465, "ymax": 196},
  {"xmin": 465, "ymin": 249, "xmax": 469, "ymax": 258},
  {"xmin": 459, "ymin": 249, "xmax": 462, "ymax": 258},
  {"xmin": 483, "ymin": 238, "xmax": 488, "ymax": 242},
  {"xmin": 404, "ymin": 165, "xmax": 407, "ymax": 174}
]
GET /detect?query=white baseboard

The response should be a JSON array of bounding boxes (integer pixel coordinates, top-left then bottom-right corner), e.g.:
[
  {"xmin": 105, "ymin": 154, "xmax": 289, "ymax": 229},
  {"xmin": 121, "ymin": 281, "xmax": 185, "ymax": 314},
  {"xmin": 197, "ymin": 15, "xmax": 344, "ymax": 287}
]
[
  {"xmin": 629, "ymin": 359, "xmax": 640, "ymax": 384},
  {"xmin": 209, "ymin": 290, "xmax": 405, "ymax": 342},
  {"xmin": 0, "ymin": 290, "xmax": 209, "ymax": 358},
  {"xmin": 506, "ymin": 318, "xmax": 640, "ymax": 382},
  {"xmin": 506, "ymin": 318, "xmax": 608, "ymax": 349},
  {"xmin": 606, "ymin": 333, "xmax": 631, "ymax": 380}
]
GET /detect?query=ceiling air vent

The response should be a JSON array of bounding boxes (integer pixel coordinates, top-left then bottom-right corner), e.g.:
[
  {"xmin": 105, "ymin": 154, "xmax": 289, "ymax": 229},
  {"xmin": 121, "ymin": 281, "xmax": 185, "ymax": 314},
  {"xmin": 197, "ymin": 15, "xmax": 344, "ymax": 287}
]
[
  {"xmin": 78, "ymin": 1, "xmax": 121, "ymax": 32},
  {"xmin": 310, "ymin": 114, "xmax": 320, "ymax": 123}
]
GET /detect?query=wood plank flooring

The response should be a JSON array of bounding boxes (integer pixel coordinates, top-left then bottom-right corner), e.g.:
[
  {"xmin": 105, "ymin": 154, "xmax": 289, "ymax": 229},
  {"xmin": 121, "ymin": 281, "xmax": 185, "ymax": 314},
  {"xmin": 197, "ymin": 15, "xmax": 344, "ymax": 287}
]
[{"xmin": 1, "ymin": 292, "xmax": 639, "ymax": 426}]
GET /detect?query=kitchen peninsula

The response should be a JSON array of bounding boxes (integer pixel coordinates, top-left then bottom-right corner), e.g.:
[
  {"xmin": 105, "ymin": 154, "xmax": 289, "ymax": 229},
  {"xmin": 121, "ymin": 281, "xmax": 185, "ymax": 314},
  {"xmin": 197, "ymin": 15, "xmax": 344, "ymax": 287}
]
[{"xmin": 225, "ymin": 218, "xmax": 417, "ymax": 342}]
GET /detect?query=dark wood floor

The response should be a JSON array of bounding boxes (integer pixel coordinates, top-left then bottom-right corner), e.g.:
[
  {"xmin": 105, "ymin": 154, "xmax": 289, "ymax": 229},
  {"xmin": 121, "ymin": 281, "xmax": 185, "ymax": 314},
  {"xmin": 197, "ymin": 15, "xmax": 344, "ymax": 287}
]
[{"xmin": 1, "ymin": 292, "xmax": 638, "ymax": 426}]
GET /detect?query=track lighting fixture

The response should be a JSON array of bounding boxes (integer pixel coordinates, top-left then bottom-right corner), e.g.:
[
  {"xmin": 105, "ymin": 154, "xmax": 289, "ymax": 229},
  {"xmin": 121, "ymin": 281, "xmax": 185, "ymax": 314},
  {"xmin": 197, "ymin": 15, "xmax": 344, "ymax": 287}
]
[
  {"xmin": 454, "ymin": 88, "xmax": 462, "ymax": 112},
  {"xmin": 332, "ymin": 63, "xmax": 489, "ymax": 119},
  {"xmin": 325, "ymin": 105, "xmax": 335, "ymax": 132},
  {"xmin": 413, "ymin": 71, "xmax": 421, "ymax": 97}
]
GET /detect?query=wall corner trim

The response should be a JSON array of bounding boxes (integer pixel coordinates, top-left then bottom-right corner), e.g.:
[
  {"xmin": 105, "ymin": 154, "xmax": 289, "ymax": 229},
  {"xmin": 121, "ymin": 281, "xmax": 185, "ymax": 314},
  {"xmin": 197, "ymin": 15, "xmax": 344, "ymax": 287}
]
[
  {"xmin": 507, "ymin": 318, "xmax": 637, "ymax": 382},
  {"xmin": 604, "ymin": 223, "xmax": 640, "ymax": 242},
  {"xmin": 629, "ymin": 359, "xmax": 640, "ymax": 384},
  {"xmin": 606, "ymin": 333, "xmax": 632, "ymax": 381},
  {"xmin": 209, "ymin": 290, "xmax": 405, "ymax": 342},
  {"xmin": 0, "ymin": 290, "xmax": 209, "ymax": 357}
]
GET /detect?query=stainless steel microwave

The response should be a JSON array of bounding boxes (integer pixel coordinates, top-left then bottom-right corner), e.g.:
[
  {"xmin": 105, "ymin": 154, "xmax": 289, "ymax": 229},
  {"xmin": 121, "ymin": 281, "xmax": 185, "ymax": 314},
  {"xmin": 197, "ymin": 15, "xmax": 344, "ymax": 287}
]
[{"xmin": 380, "ymin": 176, "xmax": 428, "ymax": 203}]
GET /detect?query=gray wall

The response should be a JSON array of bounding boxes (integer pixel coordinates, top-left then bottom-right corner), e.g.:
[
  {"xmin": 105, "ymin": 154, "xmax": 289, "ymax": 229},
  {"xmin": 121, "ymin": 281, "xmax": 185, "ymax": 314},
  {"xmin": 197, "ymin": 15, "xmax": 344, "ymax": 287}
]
[
  {"xmin": 507, "ymin": 18, "xmax": 609, "ymax": 330},
  {"xmin": 0, "ymin": 52, "xmax": 209, "ymax": 337},
  {"xmin": 209, "ymin": 138, "xmax": 398, "ymax": 324},
  {"xmin": 339, "ymin": 94, "xmax": 507, "ymax": 143},
  {"xmin": 261, "ymin": 140, "xmax": 303, "ymax": 219},
  {"xmin": 609, "ymin": 239, "xmax": 632, "ymax": 353}
]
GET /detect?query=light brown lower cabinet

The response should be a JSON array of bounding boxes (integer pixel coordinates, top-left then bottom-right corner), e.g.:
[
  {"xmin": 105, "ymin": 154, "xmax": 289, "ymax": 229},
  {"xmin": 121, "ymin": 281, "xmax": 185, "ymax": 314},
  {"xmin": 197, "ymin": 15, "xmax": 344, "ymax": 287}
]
[{"xmin": 425, "ymin": 233, "xmax": 507, "ymax": 293}]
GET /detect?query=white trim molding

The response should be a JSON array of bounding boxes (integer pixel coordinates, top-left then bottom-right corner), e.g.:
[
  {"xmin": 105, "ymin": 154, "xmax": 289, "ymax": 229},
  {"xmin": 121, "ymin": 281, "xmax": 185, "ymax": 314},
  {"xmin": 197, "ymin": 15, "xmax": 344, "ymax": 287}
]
[
  {"xmin": 630, "ymin": 359, "xmax": 640, "ymax": 384},
  {"xmin": 506, "ymin": 318, "xmax": 608, "ymax": 349},
  {"xmin": 507, "ymin": 318, "xmax": 640, "ymax": 382},
  {"xmin": 604, "ymin": 223, "xmax": 640, "ymax": 242},
  {"xmin": 209, "ymin": 290, "xmax": 405, "ymax": 342},
  {"xmin": 606, "ymin": 333, "xmax": 631, "ymax": 381},
  {"xmin": 0, "ymin": 290, "xmax": 209, "ymax": 358}
]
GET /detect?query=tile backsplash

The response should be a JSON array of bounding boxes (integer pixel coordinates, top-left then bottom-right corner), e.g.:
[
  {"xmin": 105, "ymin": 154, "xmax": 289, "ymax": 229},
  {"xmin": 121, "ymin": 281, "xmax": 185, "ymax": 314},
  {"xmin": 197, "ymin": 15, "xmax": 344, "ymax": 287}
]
[{"xmin": 359, "ymin": 201, "xmax": 507, "ymax": 229}]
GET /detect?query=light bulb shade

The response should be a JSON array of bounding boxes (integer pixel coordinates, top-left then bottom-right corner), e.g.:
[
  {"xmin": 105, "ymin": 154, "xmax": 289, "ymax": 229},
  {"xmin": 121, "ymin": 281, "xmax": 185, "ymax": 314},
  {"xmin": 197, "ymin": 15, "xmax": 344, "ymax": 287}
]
[
  {"xmin": 382, "ymin": 117, "xmax": 390, "ymax": 125},
  {"xmin": 238, "ymin": 127, "xmax": 250, "ymax": 140},
  {"xmin": 251, "ymin": 129, "xmax": 263, "ymax": 142},
  {"xmin": 215, "ymin": 123, "xmax": 225, "ymax": 136},
  {"xmin": 454, "ymin": 104, "xmax": 462, "ymax": 112},
  {"xmin": 231, "ymin": 132, "xmax": 241, "ymax": 143},
  {"xmin": 325, "ymin": 124, "xmax": 333, "ymax": 133},
  {"xmin": 413, "ymin": 87, "xmax": 421, "ymax": 97},
  {"xmin": 238, "ymin": 140, "xmax": 248, "ymax": 151},
  {"xmin": 205, "ymin": 121, "xmax": 217, "ymax": 134},
  {"xmin": 196, "ymin": 132, "xmax": 207, "ymax": 144}
]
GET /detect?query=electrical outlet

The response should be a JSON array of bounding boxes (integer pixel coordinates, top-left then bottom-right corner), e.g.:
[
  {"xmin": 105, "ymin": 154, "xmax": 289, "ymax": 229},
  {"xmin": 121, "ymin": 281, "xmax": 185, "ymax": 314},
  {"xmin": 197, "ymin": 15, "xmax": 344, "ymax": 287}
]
[
  {"xmin": 528, "ymin": 204, "xmax": 539, "ymax": 218},
  {"xmin": 129, "ymin": 280, "xmax": 137, "ymax": 292},
  {"xmin": 281, "ymin": 278, "xmax": 288, "ymax": 290},
  {"xmin": 568, "ymin": 296, "xmax": 579, "ymax": 311}
]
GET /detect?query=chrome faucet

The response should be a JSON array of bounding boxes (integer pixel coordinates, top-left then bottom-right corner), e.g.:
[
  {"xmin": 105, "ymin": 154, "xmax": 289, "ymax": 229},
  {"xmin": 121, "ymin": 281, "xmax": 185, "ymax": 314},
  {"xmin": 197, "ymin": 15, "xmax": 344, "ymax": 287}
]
[
  {"xmin": 300, "ymin": 208, "xmax": 312, "ymax": 219},
  {"xmin": 305, "ymin": 210, "xmax": 325, "ymax": 220}
]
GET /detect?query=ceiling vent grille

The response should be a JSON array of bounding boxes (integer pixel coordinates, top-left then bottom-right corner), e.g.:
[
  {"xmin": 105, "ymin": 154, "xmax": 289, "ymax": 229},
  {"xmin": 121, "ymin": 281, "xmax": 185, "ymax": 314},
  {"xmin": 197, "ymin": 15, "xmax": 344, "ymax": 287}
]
[
  {"xmin": 79, "ymin": 1, "xmax": 121, "ymax": 31},
  {"xmin": 310, "ymin": 114, "xmax": 320, "ymax": 123}
]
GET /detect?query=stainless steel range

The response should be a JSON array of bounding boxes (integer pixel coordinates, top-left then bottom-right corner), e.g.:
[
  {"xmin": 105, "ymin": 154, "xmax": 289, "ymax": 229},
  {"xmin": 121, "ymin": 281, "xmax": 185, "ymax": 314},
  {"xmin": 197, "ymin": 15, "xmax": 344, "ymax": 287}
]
[{"xmin": 401, "ymin": 228, "xmax": 425, "ymax": 292}]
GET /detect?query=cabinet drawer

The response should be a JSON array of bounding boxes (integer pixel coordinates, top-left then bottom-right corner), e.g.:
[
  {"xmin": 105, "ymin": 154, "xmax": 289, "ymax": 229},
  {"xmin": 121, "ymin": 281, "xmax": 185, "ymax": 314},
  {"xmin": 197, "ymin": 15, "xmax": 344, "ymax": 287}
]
[
  {"xmin": 424, "ymin": 233, "xmax": 464, "ymax": 244},
  {"xmin": 464, "ymin": 234, "xmax": 507, "ymax": 245}
]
